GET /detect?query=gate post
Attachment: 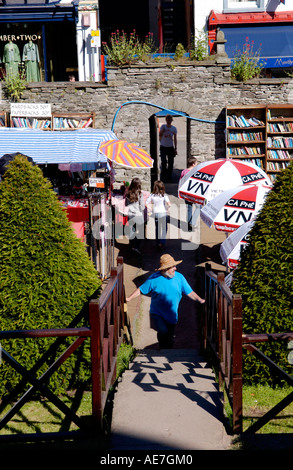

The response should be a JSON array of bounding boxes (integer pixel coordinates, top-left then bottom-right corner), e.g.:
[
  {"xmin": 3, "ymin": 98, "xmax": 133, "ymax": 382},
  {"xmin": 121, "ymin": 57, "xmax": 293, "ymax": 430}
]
[
  {"xmin": 89, "ymin": 299, "xmax": 103, "ymax": 431},
  {"xmin": 232, "ymin": 294, "xmax": 243, "ymax": 434}
]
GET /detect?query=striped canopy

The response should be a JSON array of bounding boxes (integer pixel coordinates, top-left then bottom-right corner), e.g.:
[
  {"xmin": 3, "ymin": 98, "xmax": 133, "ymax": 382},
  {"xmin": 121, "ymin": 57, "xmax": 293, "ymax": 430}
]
[
  {"xmin": 99, "ymin": 139, "xmax": 153, "ymax": 168},
  {"xmin": 0, "ymin": 127, "xmax": 117, "ymax": 164}
]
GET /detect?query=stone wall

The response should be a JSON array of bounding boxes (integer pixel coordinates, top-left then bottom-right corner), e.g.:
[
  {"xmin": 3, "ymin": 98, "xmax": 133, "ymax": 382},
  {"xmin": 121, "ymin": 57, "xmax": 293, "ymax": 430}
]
[{"xmin": 1, "ymin": 60, "xmax": 293, "ymax": 190}]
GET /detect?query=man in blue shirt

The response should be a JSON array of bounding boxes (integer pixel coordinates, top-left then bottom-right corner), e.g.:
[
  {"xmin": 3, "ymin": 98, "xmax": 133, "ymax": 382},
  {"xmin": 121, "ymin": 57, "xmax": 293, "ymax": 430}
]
[{"xmin": 126, "ymin": 254, "xmax": 205, "ymax": 348}]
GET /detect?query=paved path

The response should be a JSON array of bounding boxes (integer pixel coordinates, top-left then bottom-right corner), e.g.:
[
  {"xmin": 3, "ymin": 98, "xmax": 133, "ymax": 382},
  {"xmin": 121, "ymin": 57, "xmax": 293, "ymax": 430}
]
[
  {"xmin": 109, "ymin": 168, "xmax": 232, "ymax": 450},
  {"xmin": 110, "ymin": 350, "xmax": 231, "ymax": 450}
]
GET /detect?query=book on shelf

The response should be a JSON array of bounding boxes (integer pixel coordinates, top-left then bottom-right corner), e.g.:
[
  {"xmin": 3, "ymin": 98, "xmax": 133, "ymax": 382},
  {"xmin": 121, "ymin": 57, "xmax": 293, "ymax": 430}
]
[
  {"xmin": 267, "ymin": 121, "xmax": 293, "ymax": 132},
  {"xmin": 227, "ymin": 145, "xmax": 264, "ymax": 156},
  {"xmin": 228, "ymin": 131, "xmax": 263, "ymax": 141},
  {"xmin": 243, "ymin": 158, "xmax": 264, "ymax": 169},
  {"xmin": 227, "ymin": 114, "xmax": 264, "ymax": 128},
  {"xmin": 267, "ymin": 136, "xmax": 293, "ymax": 148},
  {"xmin": 11, "ymin": 116, "xmax": 51, "ymax": 129},
  {"xmin": 267, "ymin": 149, "xmax": 291, "ymax": 159},
  {"xmin": 267, "ymin": 160, "xmax": 290, "ymax": 171},
  {"xmin": 53, "ymin": 116, "xmax": 93, "ymax": 129}
]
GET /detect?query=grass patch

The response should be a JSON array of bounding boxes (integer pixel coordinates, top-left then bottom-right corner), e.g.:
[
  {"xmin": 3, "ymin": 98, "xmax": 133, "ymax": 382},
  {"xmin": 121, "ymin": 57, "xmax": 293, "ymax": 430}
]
[
  {"xmin": 225, "ymin": 384, "xmax": 293, "ymax": 435},
  {"xmin": 0, "ymin": 342, "xmax": 135, "ymax": 439},
  {"xmin": 116, "ymin": 342, "xmax": 136, "ymax": 379},
  {"xmin": 0, "ymin": 390, "xmax": 92, "ymax": 436},
  {"xmin": 242, "ymin": 385, "xmax": 293, "ymax": 434}
]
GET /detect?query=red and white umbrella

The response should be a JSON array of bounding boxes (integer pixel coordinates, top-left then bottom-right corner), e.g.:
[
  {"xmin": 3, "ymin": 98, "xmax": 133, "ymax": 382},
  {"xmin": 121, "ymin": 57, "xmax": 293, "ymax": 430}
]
[
  {"xmin": 200, "ymin": 183, "xmax": 271, "ymax": 232},
  {"xmin": 220, "ymin": 220, "xmax": 255, "ymax": 269},
  {"xmin": 178, "ymin": 159, "xmax": 272, "ymax": 205}
]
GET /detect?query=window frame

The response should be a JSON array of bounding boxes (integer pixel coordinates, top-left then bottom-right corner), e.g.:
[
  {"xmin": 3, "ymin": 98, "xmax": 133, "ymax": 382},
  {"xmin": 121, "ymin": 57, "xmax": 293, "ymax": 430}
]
[{"xmin": 223, "ymin": 0, "xmax": 265, "ymax": 13}]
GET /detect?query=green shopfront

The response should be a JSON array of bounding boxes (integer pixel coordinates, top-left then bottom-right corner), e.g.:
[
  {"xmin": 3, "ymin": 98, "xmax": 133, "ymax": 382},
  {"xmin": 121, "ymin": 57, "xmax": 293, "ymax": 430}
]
[{"xmin": 0, "ymin": 0, "xmax": 101, "ymax": 82}]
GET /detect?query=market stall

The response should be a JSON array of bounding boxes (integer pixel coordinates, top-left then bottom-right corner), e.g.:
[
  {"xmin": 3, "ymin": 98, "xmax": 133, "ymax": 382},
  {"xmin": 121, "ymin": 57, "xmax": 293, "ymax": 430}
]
[{"xmin": 0, "ymin": 127, "xmax": 117, "ymax": 278}]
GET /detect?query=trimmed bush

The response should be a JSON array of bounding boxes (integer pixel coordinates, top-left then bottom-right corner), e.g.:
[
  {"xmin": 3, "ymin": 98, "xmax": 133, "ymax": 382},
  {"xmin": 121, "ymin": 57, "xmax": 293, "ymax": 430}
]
[
  {"xmin": 0, "ymin": 155, "xmax": 102, "ymax": 397},
  {"xmin": 232, "ymin": 163, "xmax": 293, "ymax": 385}
]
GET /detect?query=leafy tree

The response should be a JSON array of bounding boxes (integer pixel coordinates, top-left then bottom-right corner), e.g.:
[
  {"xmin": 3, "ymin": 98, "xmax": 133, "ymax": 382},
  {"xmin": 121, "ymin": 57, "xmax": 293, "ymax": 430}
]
[
  {"xmin": 0, "ymin": 154, "xmax": 102, "ymax": 396},
  {"xmin": 232, "ymin": 163, "xmax": 293, "ymax": 385}
]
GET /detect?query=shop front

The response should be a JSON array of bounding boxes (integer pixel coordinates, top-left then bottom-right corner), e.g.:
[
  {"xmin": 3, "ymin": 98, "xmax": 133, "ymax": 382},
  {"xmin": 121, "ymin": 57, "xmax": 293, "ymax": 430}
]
[
  {"xmin": 0, "ymin": 0, "xmax": 101, "ymax": 82},
  {"xmin": 208, "ymin": 9, "xmax": 293, "ymax": 72}
]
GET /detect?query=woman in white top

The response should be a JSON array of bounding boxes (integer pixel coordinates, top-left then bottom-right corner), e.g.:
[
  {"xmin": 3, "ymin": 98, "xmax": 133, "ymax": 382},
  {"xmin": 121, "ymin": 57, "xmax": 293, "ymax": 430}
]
[
  {"xmin": 146, "ymin": 180, "xmax": 171, "ymax": 249},
  {"xmin": 125, "ymin": 177, "xmax": 145, "ymax": 254}
]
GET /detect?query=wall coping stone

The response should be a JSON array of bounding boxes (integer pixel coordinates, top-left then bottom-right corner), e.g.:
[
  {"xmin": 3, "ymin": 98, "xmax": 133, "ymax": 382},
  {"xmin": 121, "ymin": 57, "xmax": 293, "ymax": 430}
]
[{"xmin": 25, "ymin": 81, "xmax": 108, "ymax": 90}]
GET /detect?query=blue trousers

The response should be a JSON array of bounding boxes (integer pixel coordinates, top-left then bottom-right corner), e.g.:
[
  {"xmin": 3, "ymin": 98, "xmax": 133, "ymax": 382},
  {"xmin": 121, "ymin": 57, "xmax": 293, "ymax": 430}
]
[
  {"xmin": 151, "ymin": 314, "xmax": 176, "ymax": 349},
  {"xmin": 186, "ymin": 202, "xmax": 200, "ymax": 230}
]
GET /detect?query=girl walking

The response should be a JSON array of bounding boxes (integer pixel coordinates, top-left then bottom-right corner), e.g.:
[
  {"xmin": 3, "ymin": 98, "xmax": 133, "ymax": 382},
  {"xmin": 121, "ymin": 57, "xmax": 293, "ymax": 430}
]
[
  {"xmin": 146, "ymin": 180, "xmax": 171, "ymax": 250},
  {"xmin": 125, "ymin": 177, "xmax": 145, "ymax": 254}
]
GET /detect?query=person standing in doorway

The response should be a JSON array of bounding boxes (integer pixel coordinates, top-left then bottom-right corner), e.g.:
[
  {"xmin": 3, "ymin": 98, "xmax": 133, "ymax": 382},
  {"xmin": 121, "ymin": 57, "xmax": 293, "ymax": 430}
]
[{"xmin": 159, "ymin": 114, "xmax": 177, "ymax": 182}]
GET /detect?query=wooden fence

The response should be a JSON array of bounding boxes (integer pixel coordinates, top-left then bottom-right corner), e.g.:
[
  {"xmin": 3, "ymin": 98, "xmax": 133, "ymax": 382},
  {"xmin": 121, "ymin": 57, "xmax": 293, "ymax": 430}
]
[
  {"xmin": 204, "ymin": 263, "xmax": 293, "ymax": 435},
  {"xmin": 0, "ymin": 256, "xmax": 127, "ymax": 440}
]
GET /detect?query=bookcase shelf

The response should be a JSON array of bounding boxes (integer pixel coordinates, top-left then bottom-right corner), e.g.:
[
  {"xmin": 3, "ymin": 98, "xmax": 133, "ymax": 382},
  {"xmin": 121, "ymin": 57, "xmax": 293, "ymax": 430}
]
[
  {"xmin": 226, "ymin": 105, "xmax": 293, "ymax": 181},
  {"xmin": 10, "ymin": 116, "xmax": 52, "ymax": 129},
  {"xmin": 5, "ymin": 111, "xmax": 95, "ymax": 132},
  {"xmin": 52, "ymin": 112, "xmax": 95, "ymax": 130},
  {"xmin": 266, "ymin": 105, "xmax": 293, "ymax": 179}
]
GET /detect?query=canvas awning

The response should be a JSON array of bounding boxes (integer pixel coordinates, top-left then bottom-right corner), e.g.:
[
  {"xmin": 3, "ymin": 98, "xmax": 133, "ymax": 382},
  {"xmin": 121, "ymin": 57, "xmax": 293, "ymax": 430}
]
[
  {"xmin": 0, "ymin": 127, "xmax": 117, "ymax": 165},
  {"xmin": 0, "ymin": 3, "xmax": 78, "ymax": 23},
  {"xmin": 222, "ymin": 24, "xmax": 293, "ymax": 68}
]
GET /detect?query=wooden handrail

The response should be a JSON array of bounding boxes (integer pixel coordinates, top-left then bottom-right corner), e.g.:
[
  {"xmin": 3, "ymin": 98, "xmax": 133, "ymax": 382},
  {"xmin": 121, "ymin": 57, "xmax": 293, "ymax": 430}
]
[
  {"xmin": 243, "ymin": 332, "xmax": 293, "ymax": 343},
  {"xmin": 204, "ymin": 263, "xmax": 243, "ymax": 434},
  {"xmin": 89, "ymin": 255, "xmax": 126, "ymax": 429},
  {"xmin": 0, "ymin": 327, "xmax": 91, "ymax": 339}
]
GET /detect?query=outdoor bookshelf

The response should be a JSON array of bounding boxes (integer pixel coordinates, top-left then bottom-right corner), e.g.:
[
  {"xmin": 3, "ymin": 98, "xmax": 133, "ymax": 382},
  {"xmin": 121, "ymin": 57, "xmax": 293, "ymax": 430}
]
[
  {"xmin": 226, "ymin": 105, "xmax": 293, "ymax": 181},
  {"xmin": 52, "ymin": 112, "xmax": 95, "ymax": 130},
  {"xmin": 5, "ymin": 110, "xmax": 96, "ymax": 131},
  {"xmin": 266, "ymin": 105, "xmax": 293, "ymax": 180}
]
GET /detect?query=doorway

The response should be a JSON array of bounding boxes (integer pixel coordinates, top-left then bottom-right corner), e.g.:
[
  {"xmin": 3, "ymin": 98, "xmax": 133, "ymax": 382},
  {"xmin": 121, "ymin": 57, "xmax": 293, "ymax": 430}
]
[{"xmin": 149, "ymin": 111, "xmax": 191, "ymax": 186}]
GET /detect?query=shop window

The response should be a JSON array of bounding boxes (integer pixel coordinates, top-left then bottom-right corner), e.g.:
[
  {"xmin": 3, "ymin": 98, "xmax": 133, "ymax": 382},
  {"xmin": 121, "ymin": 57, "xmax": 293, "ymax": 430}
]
[
  {"xmin": 223, "ymin": 0, "xmax": 265, "ymax": 13},
  {"xmin": 0, "ymin": 21, "xmax": 78, "ymax": 82}
]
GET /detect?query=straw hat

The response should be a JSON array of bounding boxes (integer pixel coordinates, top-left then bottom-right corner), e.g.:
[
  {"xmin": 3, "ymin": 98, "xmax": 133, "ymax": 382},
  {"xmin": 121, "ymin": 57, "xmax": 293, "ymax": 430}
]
[{"xmin": 156, "ymin": 254, "xmax": 182, "ymax": 271}]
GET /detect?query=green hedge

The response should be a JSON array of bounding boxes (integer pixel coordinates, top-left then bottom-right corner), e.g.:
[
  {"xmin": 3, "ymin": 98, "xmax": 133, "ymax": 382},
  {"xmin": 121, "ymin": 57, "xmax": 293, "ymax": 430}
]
[
  {"xmin": 0, "ymin": 155, "xmax": 102, "ymax": 397},
  {"xmin": 232, "ymin": 163, "xmax": 293, "ymax": 385}
]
